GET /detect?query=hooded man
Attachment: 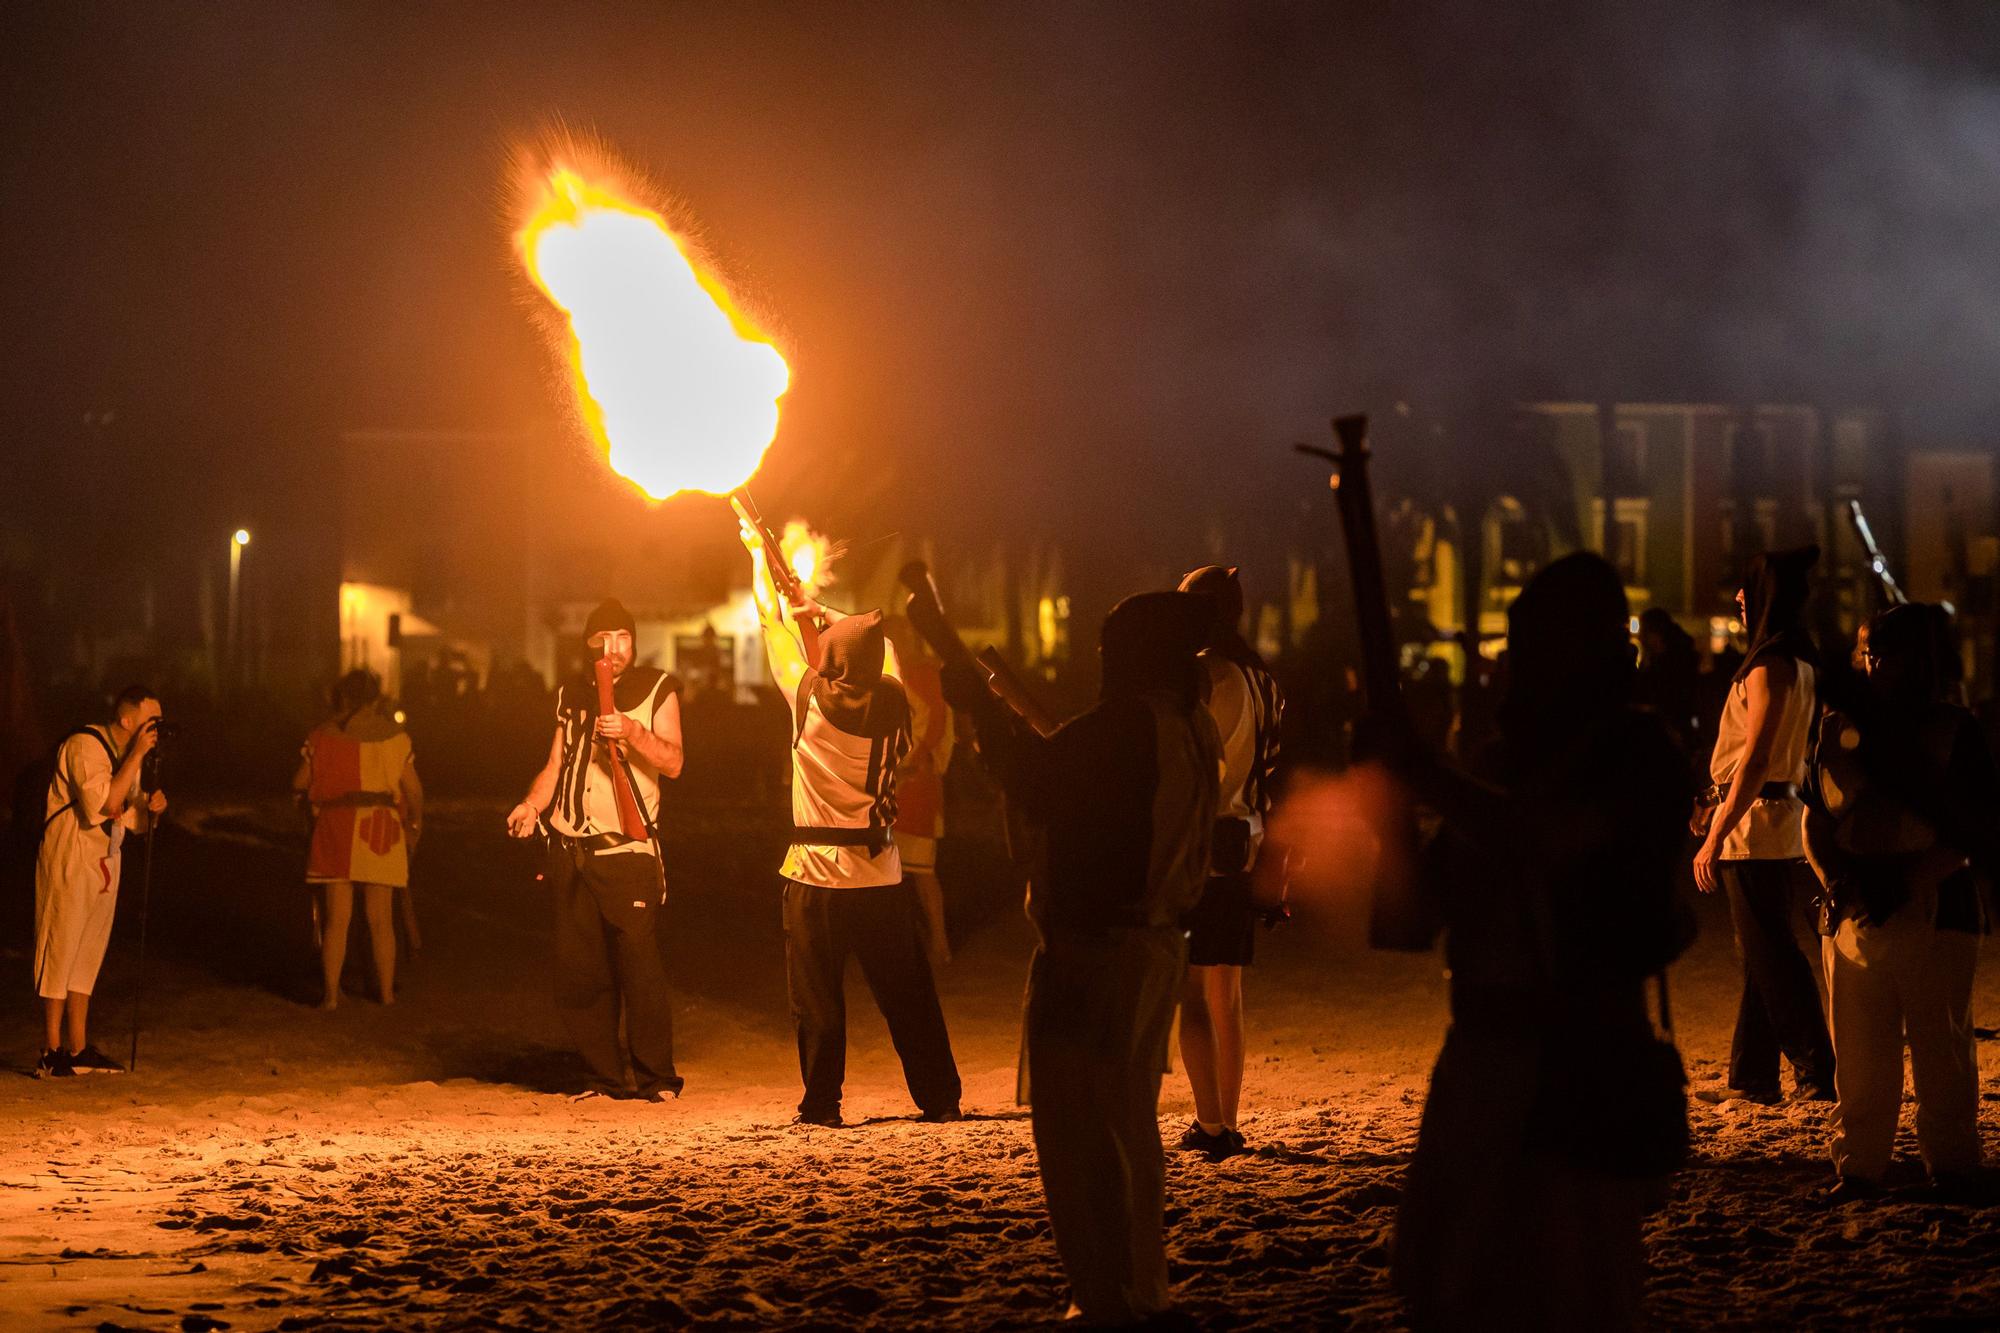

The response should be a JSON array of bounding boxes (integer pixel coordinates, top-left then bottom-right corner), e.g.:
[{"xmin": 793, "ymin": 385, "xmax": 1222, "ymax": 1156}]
[
  {"xmin": 1692, "ymin": 546, "xmax": 1836, "ymax": 1105},
  {"xmin": 741, "ymin": 527, "xmax": 962, "ymax": 1128},
  {"xmin": 1172, "ymin": 565, "xmax": 1284, "ymax": 1159},
  {"xmin": 946, "ymin": 590, "xmax": 1220, "ymax": 1325},
  {"xmin": 506, "ymin": 599, "xmax": 685, "ymax": 1101},
  {"xmin": 1391, "ymin": 553, "xmax": 1695, "ymax": 1331}
]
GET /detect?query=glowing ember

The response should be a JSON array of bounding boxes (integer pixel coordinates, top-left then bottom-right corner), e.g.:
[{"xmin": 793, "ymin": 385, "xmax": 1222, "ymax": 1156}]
[
  {"xmin": 517, "ymin": 168, "xmax": 790, "ymax": 500},
  {"xmin": 778, "ymin": 519, "xmax": 837, "ymax": 596}
]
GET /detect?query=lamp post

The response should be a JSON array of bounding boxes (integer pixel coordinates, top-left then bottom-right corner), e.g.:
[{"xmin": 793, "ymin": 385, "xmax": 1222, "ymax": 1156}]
[{"xmin": 227, "ymin": 528, "xmax": 250, "ymax": 691}]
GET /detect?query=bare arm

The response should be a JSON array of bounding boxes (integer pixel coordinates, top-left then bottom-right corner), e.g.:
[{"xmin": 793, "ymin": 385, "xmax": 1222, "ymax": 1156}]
[
  {"xmin": 624, "ymin": 690, "xmax": 684, "ymax": 779},
  {"xmin": 1695, "ymin": 660, "xmax": 1794, "ymax": 892},
  {"xmin": 399, "ymin": 753, "xmax": 425, "ymax": 849},
  {"xmin": 506, "ymin": 728, "xmax": 564, "ymax": 837},
  {"xmin": 744, "ymin": 532, "xmax": 811, "ymax": 698}
]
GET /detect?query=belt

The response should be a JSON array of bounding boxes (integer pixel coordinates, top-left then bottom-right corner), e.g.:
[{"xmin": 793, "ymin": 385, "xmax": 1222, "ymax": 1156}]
[
  {"xmin": 1699, "ymin": 780, "xmax": 1800, "ymax": 808},
  {"xmin": 551, "ymin": 830, "xmax": 648, "ymax": 855},
  {"xmin": 319, "ymin": 791, "xmax": 396, "ymax": 809},
  {"xmin": 791, "ymin": 825, "xmax": 891, "ymax": 855}
]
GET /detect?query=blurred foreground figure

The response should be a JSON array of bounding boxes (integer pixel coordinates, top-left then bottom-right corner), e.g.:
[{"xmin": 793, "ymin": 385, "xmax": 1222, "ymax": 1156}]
[
  {"xmin": 1804, "ymin": 603, "xmax": 1995, "ymax": 1199},
  {"xmin": 506, "ymin": 601, "xmax": 685, "ymax": 1101},
  {"xmin": 1692, "ymin": 548, "xmax": 1835, "ymax": 1104},
  {"xmin": 948, "ymin": 592, "xmax": 1218, "ymax": 1324},
  {"xmin": 34, "ymin": 685, "xmax": 168, "ymax": 1077},
  {"xmin": 1173, "ymin": 565, "xmax": 1283, "ymax": 1159},
  {"xmin": 741, "ymin": 531, "xmax": 961, "ymax": 1127},
  {"xmin": 1391, "ymin": 555, "xmax": 1694, "ymax": 1332},
  {"xmin": 884, "ymin": 615, "xmax": 956, "ymax": 971},
  {"xmin": 295, "ymin": 669, "xmax": 423, "ymax": 1009}
]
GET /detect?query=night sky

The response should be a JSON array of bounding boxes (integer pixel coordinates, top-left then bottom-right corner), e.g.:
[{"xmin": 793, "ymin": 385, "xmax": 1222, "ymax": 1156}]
[{"xmin": 7, "ymin": 0, "xmax": 2000, "ymax": 557}]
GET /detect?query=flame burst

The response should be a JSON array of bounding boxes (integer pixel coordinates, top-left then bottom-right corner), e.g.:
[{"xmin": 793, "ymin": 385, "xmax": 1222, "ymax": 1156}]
[
  {"xmin": 778, "ymin": 519, "xmax": 840, "ymax": 597},
  {"xmin": 517, "ymin": 167, "xmax": 790, "ymax": 500}
]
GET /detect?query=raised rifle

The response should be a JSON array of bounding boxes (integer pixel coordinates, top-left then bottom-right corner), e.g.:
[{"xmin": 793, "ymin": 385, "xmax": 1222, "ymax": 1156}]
[
  {"xmin": 898, "ymin": 561, "xmax": 1060, "ymax": 738},
  {"xmin": 1846, "ymin": 499, "xmax": 1908, "ymax": 608},
  {"xmin": 1299, "ymin": 414, "xmax": 1436, "ymax": 950},
  {"xmin": 730, "ymin": 488, "xmax": 822, "ymax": 661}
]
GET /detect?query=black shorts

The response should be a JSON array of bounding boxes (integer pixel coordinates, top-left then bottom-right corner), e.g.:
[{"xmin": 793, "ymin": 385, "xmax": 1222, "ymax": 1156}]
[{"xmin": 1184, "ymin": 872, "xmax": 1256, "ymax": 968}]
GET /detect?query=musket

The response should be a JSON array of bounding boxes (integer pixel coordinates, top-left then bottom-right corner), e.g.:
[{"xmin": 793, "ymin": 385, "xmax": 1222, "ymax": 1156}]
[
  {"xmin": 1846, "ymin": 499, "xmax": 1909, "ymax": 607},
  {"xmin": 593, "ymin": 648, "xmax": 650, "ymax": 843},
  {"xmin": 899, "ymin": 561, "xmax": 1060, "ymax": 738},
  {"xmin": 730, "ymin": 487, "xmax": 822, "ymax": 661},
  {"xmin": 1299, "ymin": 414, "xmax": 1435, "ymax": 951}
]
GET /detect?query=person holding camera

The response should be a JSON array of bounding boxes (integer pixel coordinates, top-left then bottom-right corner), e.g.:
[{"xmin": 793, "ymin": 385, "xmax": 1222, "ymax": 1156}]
[{"xmin": 33, "ymin": 685, "xmax": 168, "ymax": 1078}]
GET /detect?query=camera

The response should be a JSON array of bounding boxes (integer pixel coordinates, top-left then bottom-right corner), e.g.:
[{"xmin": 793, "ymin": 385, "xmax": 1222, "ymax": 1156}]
[{"xmin": 148, "ymin": 718, "xmax": 182, "ymax": 742}]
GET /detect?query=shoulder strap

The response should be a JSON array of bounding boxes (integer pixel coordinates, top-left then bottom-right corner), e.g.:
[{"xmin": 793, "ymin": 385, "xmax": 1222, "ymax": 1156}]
[
  {"xmin": 794, "ymin": 671, "xmax": 818, "ymax": 743},
  {"xmin": 41, "ymin": 727, "xmax": 119, "ymax": 834}
]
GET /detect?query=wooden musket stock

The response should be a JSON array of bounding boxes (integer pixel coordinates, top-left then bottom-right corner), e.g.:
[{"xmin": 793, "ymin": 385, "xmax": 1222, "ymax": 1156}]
[{"xmin": 593, "ymin": 653, "xmax": 649, "ymax": 842}]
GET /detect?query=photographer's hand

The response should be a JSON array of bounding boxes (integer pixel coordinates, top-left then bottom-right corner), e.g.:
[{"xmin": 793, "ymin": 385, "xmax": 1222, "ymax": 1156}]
[{"xmin": 148, "ymin": 791, "xmax": 168, "ymax": 815}]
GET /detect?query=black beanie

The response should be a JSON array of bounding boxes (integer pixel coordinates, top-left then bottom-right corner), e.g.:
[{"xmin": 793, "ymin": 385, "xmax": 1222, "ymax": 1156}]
[{"xmin": 583, "ymin": 598, "xmax": 638, "ymax": 646}]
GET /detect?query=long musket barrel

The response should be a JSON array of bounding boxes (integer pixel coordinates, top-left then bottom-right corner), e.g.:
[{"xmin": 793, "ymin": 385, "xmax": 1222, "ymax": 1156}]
[
  {"xmin": 1302, "ymin": 414, "xmax": 1431, "ymax": 950},
  {"xmin": 731, "ymin": 487, "xmax": 822, "ymax": 661},
  {"xmin": 898, "ymin": 561, "xmax": 1060, "ymax": 738},
  {"xmin": 1846, "ymin": 499, "xmax": 1909, "ymax": 607}
]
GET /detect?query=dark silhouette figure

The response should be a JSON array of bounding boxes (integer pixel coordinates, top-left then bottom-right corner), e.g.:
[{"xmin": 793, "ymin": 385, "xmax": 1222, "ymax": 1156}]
[
  {"xmin": 1634, "ymin": 607, "xmax": 1700, "ymax": 759},
  {"xmin": 1391, "ymin": 554, "xmax": 1695, "ymax": 1331},
  {"xmin": 947, "ymin": 591, "xmax": 1219, "ymax": 1324},
  {"xmin": 1804, "ymin": 603, "xmax": 1996, "ymax": 1196}
]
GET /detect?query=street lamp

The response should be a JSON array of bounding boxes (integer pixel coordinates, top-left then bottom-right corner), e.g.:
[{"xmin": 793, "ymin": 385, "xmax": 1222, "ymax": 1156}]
[{"xmin": 227, "ymin": 528, "xmax": 251, "ymax": 692}]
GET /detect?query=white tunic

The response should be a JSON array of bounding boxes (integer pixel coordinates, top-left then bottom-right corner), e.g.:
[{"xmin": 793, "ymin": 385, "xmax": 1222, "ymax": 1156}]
[
  {"xmin": 1710, "ymin": 658, "xmax": 1816, "ymax": 860},
  {"xmin": 783, "ymin": 688, "xmax": 910, "ymax": 889}
]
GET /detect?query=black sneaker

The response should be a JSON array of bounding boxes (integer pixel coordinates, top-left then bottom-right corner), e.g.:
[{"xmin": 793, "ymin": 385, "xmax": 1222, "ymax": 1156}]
[
  {"xmin": 1175, "ymin": 1121, "xmax": 1230, "ymax": 1156},
  {"xmin": 793, "ymin": 1110, "xmax": 843, "ymax": 1128},
  {"xmin": 66, "ymin": 1044, "xmax": 124, "ymax": 1075},
  {"xmin": 33, "ymin": 1049, "xmax": 75, "ymax": 1080}
]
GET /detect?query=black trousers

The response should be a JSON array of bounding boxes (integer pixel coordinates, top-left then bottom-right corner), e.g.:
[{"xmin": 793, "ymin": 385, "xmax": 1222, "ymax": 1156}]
[
  {"xmin": 1722, "ymin": 859, "xmax": 1834, "ymax": 1095},
  {"xmin": 782, "ymin": 879, "xmax": 962, "ymax": 1119},
  {"xmin": 548, "ymin": 845, "xmax": 682, "ymax": 1096}
]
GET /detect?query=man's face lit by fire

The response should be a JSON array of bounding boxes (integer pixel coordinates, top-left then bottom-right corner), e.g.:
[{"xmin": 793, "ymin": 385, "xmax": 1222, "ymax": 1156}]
[{"xmin": 589, "ymin": 629, "xmax": 634, "ymax": 679}]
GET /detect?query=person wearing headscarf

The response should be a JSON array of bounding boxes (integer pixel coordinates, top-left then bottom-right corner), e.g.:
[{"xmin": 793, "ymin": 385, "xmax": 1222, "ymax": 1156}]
[
  {"xmin": 1803, "ymin": 603, "xmax": 1995, "ymax": 1199},
  {"xmin": 1171, "ymin": 565, "xmax": 1285, "ymax": 1159},
  {"xmin": 504, "ymin": 598, "xmax": 685, "ymax": 1101},
  {"xmin": 739, "ymin": 528, "xmax": 962, "ymax": 1128},
  {"xmin": 945, "ymin": 590, "xmax": 1220, "ymax": 1325},
  {"xmin": 294, "ymin": 668, "xmax": 423, "ymax": 1009},
  {"xmin": 883, "ymin": 614, "xmax": 957, "ymax": 971},
  {"xmin": 1692, "ymin": 547, "xmax": 1835, "ymax": 1104},
  {"xmin": 1389, "ymin": 553, "xmax": 1695, "ymax": 1331}
]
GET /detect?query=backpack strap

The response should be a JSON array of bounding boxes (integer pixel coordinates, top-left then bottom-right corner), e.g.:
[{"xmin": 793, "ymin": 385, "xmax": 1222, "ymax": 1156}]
[{"xmin": 42, "ymin": 727, "xmax": 122, "ymax": 835}]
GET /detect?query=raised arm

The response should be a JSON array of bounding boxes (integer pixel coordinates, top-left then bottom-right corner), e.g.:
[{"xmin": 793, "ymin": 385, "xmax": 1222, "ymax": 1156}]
[{"xmin": 741, "ymin": 524, "xmax": 811, "ymax": 698}]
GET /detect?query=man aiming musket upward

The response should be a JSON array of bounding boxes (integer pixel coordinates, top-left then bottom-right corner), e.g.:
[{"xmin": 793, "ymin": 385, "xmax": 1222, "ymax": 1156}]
[{"xmin": 739, "ymin": 522, "xmax": 962, "ymax": 1128}]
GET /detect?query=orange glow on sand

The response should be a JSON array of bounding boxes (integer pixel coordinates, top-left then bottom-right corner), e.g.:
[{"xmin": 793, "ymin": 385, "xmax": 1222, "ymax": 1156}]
[{"xmin": 517, "ymin": 167, "xmax": 790, "ymax": 500}]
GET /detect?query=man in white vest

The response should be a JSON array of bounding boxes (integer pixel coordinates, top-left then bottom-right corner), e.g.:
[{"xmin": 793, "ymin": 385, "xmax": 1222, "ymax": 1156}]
[{"xmin": 507, "ymin": 600, "xmax": 684, "ymax": 1101}]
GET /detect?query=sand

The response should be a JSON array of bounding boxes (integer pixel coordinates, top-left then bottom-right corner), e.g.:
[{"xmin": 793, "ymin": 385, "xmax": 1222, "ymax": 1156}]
[{"xmin": 2, "ymin": 797, "xmax": 1998, "ymax": 1330}]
